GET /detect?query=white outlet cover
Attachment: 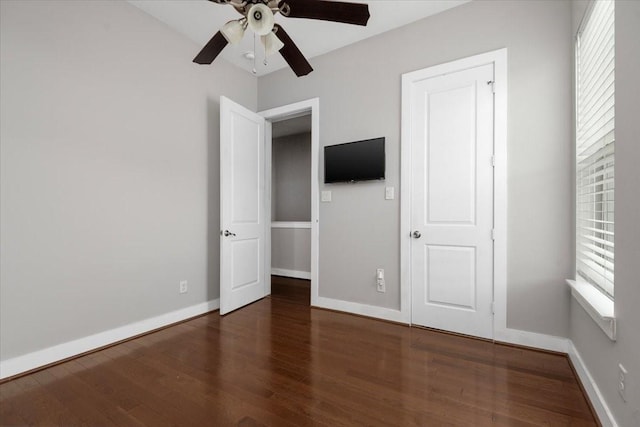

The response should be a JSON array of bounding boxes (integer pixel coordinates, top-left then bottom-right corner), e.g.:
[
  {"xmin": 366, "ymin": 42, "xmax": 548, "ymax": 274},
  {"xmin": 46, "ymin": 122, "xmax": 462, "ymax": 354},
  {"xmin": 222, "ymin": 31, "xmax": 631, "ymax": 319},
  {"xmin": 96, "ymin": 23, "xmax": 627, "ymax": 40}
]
[
  {"xmin": 321, "ymin": 191, "xmax": 332, "ymax": 202},
  {"xmin": 619, "ymin": 363, "xmax": 628, "ymax": 401}
]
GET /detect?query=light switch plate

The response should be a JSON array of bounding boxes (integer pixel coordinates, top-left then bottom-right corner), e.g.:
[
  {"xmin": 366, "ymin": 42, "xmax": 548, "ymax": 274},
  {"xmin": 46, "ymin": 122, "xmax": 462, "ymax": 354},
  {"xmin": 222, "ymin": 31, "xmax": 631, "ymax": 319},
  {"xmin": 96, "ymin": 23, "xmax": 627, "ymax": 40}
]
[
  {"xmin": 321, "ymin": 191, "xmax": 332, "ymax": 202},
  {"xmin": 385, "ymin": 187, "xmax": 395, "ymax": 200}
]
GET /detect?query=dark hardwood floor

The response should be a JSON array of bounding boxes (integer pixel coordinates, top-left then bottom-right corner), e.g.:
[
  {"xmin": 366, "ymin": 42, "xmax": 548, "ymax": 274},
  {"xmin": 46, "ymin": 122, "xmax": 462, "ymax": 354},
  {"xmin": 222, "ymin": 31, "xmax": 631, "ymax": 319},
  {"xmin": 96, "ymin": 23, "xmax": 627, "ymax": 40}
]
[
  {"xmin": 270, "ymin": 275, "xmax": 310, "ymax": 305},
  {"xmin": 0, "ymin": 277, "xmax": 596, "ymax": 426}
]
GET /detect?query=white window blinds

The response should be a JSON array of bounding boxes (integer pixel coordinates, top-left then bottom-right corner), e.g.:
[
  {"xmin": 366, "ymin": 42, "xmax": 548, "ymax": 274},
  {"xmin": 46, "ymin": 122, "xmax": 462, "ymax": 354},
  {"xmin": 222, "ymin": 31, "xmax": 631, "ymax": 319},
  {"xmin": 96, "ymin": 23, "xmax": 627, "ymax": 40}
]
[{"xmin": 576, "ymin": 0, "xmax": 615, "ymax": 297}]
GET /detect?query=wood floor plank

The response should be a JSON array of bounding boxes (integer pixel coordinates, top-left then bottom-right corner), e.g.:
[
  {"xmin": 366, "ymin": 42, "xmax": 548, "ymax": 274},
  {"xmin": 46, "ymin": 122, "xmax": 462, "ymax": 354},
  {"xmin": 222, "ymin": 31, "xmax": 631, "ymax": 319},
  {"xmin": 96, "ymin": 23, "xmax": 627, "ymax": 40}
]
[{"xmin": 0, "ymin": 277, "xmax": 597, "ymax": 426}]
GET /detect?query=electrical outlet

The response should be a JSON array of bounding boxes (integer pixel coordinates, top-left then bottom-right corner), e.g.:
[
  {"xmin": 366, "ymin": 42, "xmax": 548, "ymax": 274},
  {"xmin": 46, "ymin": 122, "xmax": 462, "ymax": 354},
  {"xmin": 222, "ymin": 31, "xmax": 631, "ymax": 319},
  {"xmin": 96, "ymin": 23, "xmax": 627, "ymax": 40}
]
[
  {"xmin": 619, "ymin": 364, "xmax": 628, "ymax": 402},
  {"xmin": 376, "ymin": 268, "xmax": 385, "ymax": 293},
  {"xmin": 179, "ymin": 280, "xmax": 188, "ymax": 294}
]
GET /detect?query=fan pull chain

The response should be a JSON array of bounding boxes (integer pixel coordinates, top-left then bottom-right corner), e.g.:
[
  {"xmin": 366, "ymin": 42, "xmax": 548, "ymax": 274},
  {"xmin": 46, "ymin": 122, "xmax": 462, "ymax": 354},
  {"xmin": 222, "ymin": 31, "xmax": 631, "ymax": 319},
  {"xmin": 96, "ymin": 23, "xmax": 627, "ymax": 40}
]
[
  {"xmin": 252, "ymin": 32, "xmax": 257, "ymax": 75},
  {"xmin": 263, "ymin": 38, "xmax": 268, "ymax": 66}
]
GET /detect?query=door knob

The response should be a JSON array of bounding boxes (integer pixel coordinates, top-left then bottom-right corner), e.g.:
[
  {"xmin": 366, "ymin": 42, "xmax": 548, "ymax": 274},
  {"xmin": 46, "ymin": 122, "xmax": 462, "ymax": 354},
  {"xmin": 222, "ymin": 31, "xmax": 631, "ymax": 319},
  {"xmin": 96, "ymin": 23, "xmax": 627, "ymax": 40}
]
[
  {"xmin": 412, "ymin": 230, "xmax": 421, "ymax": 238},
  {"xmin": 223, "ymin": 230, "xmax": 236, "ymax": 237}
]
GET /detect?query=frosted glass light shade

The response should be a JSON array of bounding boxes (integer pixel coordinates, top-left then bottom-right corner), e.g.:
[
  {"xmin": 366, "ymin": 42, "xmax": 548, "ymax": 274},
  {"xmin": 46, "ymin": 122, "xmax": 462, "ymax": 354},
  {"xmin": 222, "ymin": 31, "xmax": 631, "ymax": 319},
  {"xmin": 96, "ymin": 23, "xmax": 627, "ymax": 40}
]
[
  {"xmin": 261, "ymin": 32, "xmax": 284, "ymax": 56},
  {"xmin": 221, "ymin": 19, "xmax": 246, "ymax": 44},
  {"xmin": 247, "ymin": 3, "xmax": 274, "ymax": 36}
]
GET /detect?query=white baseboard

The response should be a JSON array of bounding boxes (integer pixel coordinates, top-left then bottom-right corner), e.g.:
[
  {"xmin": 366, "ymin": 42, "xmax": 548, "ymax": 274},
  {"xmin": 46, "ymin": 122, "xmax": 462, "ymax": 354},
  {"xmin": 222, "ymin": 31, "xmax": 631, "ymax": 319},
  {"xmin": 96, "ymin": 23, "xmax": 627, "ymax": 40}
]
[
  {"xmin": 313, "ymin": 296, "xmax": 408, "ymax": 324},
  {"xmin": 271, "ymin": 268, "xmax": 311, "ymax": 280},
  {"xmin": 568, "ymin": 341, "xmax": 618, "ymax": 427},
  {"xmin": 494, "ymin": 327, "xmax": 570, "ymax": 353},
  {"xmin": 0, "ymin": 299, "xmax": 220, "ymax": 380}
]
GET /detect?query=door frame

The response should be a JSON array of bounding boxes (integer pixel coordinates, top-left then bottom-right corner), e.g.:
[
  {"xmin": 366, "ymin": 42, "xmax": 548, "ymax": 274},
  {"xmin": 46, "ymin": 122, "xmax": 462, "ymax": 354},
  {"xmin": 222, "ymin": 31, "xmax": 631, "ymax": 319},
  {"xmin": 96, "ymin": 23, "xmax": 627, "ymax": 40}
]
[
  {"xmin": 260, "ymin": 98, "xmax": 320, "ymax": 305},
  {"xmin": 400, "ymin": 49, "xmax": 507, "ymax": 338}
]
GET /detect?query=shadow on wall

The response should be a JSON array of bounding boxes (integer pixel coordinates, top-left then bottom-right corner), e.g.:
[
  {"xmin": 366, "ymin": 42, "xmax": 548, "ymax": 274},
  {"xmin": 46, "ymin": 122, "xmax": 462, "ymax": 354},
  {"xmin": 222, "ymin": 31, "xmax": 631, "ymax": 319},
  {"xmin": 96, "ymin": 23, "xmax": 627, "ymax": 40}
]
[{"xmin": 207, "ymin": 97, "xmax": 221, "ymax": 303}]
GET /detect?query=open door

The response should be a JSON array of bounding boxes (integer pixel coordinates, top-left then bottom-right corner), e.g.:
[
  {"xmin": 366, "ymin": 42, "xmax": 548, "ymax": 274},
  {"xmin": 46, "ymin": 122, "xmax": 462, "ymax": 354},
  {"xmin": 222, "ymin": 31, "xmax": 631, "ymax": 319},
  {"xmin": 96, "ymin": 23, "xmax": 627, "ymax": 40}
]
[{"xmin": 220, "ymin": 96, "xmax": 266, "ymax": 315}]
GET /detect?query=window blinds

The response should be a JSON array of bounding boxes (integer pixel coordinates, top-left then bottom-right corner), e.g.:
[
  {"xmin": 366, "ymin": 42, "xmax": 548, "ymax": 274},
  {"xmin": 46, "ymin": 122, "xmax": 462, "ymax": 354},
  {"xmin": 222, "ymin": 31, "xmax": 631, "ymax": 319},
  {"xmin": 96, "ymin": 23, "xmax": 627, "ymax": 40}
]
[{"xmin": 576, "ymin": 0, "xmax": 615, "ymax": 297}]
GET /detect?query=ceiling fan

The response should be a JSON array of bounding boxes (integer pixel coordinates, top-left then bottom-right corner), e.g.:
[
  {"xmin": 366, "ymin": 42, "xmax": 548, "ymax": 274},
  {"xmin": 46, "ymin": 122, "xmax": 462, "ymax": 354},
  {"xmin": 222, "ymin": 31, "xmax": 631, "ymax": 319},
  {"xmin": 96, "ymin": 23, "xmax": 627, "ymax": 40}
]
[{"xmin": 193, "ymin": 0, "xmax": 370, "ymax": 77}]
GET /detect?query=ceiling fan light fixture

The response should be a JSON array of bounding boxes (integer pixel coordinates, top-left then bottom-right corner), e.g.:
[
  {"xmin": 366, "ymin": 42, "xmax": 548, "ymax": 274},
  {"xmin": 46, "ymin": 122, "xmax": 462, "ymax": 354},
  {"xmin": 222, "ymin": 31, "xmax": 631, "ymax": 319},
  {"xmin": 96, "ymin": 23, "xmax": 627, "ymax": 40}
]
[
  {"xmin": 261, "ymin": 31, "xmax": 284, "ymax": 56},
  {"xmin": 221, "ymin": 19, "xmax": 246, "ymax": 44},
  {"xmin": 197, "ymin": 0, "xmax": 370, "ymax": 77},
  {"xmin": 247, "ymin": 3, "xmax": 275, "ymax": 36}
]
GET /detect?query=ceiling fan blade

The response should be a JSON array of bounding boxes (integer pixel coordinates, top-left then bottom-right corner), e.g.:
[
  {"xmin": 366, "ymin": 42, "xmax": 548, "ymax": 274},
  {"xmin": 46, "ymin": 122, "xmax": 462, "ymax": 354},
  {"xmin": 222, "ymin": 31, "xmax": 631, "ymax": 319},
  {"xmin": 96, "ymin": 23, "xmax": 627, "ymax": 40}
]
[
  {"xmin": 279, "ymin": 0, "xmax": 370, "ymax": 26},
  {"xmin": 274, "ymin": 24, "xmax": 313, "ymax": 77},
  {"xmin": 193, "ymin": 31, "xmax": 228, "ymax": 64}
]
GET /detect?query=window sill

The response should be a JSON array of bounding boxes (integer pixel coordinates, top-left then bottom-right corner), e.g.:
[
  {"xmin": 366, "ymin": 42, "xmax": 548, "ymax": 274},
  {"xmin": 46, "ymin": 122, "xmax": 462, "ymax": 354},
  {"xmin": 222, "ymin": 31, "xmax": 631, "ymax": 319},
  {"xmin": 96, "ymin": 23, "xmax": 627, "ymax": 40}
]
[{"xmin": 566, "ymin": 279, "xmax": 616, "ymax": 341}]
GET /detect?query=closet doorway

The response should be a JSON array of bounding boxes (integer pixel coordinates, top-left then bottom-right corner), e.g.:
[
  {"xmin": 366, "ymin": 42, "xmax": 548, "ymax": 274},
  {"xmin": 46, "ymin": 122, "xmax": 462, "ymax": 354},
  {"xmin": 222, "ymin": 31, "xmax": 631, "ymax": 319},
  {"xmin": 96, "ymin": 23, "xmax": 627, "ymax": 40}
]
[{"xmin": 270, "ymin": 114, "xmax": 312, "ymax": 305}]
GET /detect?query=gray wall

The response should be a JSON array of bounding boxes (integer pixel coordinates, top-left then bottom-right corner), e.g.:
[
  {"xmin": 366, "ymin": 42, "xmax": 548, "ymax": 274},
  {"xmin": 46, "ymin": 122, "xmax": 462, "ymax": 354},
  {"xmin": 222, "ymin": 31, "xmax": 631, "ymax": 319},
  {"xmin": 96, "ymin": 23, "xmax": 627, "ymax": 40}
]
[
  {"xmin": 570, "ymin": 2, "xmax": 640, "ymax": 425},
  {"xmin": 272, "ymin": 132, "xmax": 312, "ymax": 221},
  {"xmin": 0, "ymin": 0, "xmax": 256, "ymax": 360},
  {"xmin": 271, "ymin": 228, "xmax": 312, "ymax": 273},
  {"xmin": 259, "ymin": 0, "xmax": 573, "ymax": 335},
  {"xmin": 271, "ymin": 129, "xmax": 312, "ymax": 275}
]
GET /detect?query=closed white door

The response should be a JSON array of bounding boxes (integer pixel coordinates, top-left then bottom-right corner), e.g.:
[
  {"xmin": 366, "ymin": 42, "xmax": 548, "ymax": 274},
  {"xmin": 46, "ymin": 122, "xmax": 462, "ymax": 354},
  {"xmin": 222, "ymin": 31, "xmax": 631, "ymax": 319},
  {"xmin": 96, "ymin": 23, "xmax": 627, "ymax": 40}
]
[
  {"xmin": 220, "ymin": 96, "xmax": 266, "ymax": 315},
  {"xmin": 410, "ymin": 63, "xmax": 495, "ymax": 339}
]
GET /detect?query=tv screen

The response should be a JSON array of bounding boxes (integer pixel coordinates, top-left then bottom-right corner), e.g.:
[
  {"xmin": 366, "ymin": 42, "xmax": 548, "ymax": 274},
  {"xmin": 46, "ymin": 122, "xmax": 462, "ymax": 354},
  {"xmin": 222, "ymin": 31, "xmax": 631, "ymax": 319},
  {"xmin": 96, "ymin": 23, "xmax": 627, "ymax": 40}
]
[{"xmin": 324, "ymin": 137, "xmax": 385, "ymax": 183}]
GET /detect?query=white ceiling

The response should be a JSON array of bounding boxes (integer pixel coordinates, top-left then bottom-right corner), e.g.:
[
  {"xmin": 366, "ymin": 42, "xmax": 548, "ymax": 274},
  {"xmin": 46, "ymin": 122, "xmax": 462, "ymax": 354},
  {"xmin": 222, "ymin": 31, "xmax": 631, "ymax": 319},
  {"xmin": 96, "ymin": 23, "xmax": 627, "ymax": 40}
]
[{"xmin": 128, "ymin": 0, "xmax": 469, "ymax": 77}]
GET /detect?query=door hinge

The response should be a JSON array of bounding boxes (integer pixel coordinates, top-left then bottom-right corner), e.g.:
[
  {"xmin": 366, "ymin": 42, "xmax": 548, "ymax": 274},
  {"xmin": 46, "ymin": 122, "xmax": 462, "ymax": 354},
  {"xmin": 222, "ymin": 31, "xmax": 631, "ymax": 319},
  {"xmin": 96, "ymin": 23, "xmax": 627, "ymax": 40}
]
[
  {"xmin": 487, "ymin": 80, "xmax": 495, "ymax": 94},
  {"xmin": 491, "ymin": 301, "xmax": 496, "ymax": 314},
  {"xmin": 491, "ymin": 229, "xmax": 496, "ymax": 240},
  {"xmin": 491, "ymin": 155, "xmax": 496, "ymax": 167}
]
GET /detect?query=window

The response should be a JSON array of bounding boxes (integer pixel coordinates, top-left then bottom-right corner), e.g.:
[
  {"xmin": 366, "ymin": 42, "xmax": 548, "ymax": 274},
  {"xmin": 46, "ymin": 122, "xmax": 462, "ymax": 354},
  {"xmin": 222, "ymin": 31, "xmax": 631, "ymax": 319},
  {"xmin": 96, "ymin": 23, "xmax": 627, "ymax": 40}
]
[{"xmin": 575, "ymin": 0, "xmax": 615, "ymax": 298}]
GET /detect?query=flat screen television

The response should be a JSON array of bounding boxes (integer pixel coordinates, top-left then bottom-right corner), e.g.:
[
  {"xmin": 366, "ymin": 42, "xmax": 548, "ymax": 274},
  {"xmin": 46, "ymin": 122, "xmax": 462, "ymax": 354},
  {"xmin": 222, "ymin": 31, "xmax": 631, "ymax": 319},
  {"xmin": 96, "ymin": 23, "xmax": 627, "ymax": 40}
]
[{"xmin": 324, "ymin": 137, "xmax": 385, "ymax": 183}]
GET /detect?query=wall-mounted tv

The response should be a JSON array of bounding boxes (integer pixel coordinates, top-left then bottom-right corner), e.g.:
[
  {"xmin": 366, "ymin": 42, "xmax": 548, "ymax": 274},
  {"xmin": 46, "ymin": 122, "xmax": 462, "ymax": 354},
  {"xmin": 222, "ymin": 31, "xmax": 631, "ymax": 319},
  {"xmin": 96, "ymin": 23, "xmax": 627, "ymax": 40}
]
[{"xmin": 324, "ymin": 137, "xmax": 385, "ymax": 183}]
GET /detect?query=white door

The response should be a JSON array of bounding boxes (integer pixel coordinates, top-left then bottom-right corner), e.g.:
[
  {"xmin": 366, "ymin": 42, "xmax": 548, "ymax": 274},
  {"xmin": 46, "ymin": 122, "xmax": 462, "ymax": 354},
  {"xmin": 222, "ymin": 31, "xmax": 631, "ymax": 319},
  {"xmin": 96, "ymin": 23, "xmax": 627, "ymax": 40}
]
[
  {"xmin": 410, "ymin": 63, "xmax": 495, "ymax": 339},
  {"xmin": 220, "ymin": 96, "xmax": 266, "ymax": 315}
]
